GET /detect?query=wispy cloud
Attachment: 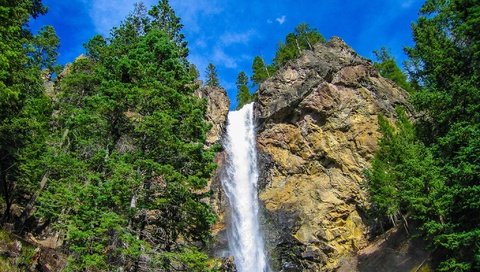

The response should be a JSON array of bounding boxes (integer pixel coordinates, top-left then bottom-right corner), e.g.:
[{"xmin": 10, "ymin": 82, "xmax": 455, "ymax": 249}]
[
  {"xmin": 220, "ymin": 30, "xmax": 256, "ymax": 46},
  {"xmin": 401, "ymin": 0, "xmax": 415, "ymax": 8},
  {"xmin": 194, "ymin": 38, "xmax": 207, "ymax": 48},
  {"xmin": 171, "ymin": 0, "xmax": 223, "ymax": 33},
  {"xmin": 88, "ymin": 0, "xmax": 224, "ymax": 36},
  {"xmin": 212, "ymin": 47, "xmax": 237, "ymax": 69},
  {"xmin": 276, "ymin": 15, "xmax": 286, "ymax": 25},
  {"xmin": 88, "ymin": 0, "xmax": 155, "ymax": 36}
]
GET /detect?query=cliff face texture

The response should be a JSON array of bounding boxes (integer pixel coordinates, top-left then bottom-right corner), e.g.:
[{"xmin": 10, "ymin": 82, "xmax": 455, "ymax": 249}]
[
  {"xmin": 254, "ymin": 37, "xmax": 410, "ymax": 271},
  {"xmin": 194, "ymin": 85, "xmax": 231, "ymax": 257},
  {"xmin": 195, "ymin": 85, "xmax": 230, "ymax": 146}
]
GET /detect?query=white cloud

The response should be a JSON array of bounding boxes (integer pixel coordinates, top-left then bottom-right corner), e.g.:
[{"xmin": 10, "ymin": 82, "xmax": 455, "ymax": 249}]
[
  {"xmin": 194, "ymin": 39, "xmax": 207, "ymax": 48},
  {"xmin": 88, "ymin": 0, "xmax": 224, "ymax": 36},
  {"xmin": 276, "ymin": 15, "xmax": 286, "ymax": 25},
  {"xmin": 401, "ymin": 0, "xmax": 415, "ymax": 8},
  {"xmin": 212, "ymin": 47, "xmax": 237, "ymax": 69},
  {"xmin": 220, "ymin": 30, "xmax": 256, "ymax": 46},
  {"xmin": 170, "ymin": 0, "xmax": 223, "ymax": 33},
  {"xmin": 88, "ymin": 0, "xmax": 156, "ymax": 36}
]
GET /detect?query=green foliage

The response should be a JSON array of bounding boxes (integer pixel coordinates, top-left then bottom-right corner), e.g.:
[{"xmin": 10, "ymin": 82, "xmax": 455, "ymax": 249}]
[
  {"xmin": 236, "ymin": 71, "xmax": 253, "ymax": 109},
  {"xmin": 0, "ymin": 0, "xmax": 58, "ymax": 223},
  {"xmin": 368, "ymin": 1, "xmax": 480, "ymax": 270},
  {"xmin": 155, "ymin": 247, "xmax": 220, "ymax": 271},
  {"xmin": 84, "ymin": 35, "xmax": 107, "ymax": 61},
  {"xmin": 366, "ymin": 108, "xmax": 446, "ymax": 229},
  {"xmin": 405, "ymin": 0, "xmax": 480, "ymax": 270},
  {"xmin": 373, "ymin": 47, "xmax": 413, "ymax": 92},
  {"xmin": 247, "ymin": 24, "xmax": 325, "ymax": 101},
  {"xmin": 4, "ymin": 1, "xmax": 219, "ymax": 270},
  {"xmin": 251, "ymin": 56, "xmax": 274, "ymax": 85},
  {"xmin": 248, "ymin": 23, "xmax": 325, "ymax": 89},
  {"xmin": 205, "ymin": 63, "xmax": 220, "ymax": 87},
  {"xmin": 32, "ymin": 25, "xmax": 60, "ymax": 72},
  {"xmin": 294, "ymin": 23, "xmax": 324, "ymax": 50},
  {"xmin": 274, "ymin": 23, "xmax": 325, "ymax": 68},
  {"xmin": 149, "ymin": 0, "xmax": 188, "ymax": 56},
  {"xmin": 189, "ymin": 63, "xmax": 200, "ymax": 80}
]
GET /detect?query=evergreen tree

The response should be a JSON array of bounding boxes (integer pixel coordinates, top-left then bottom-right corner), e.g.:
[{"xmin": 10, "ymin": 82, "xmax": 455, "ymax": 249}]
[
  {"xmin": 295, "ymin": 23, "xmax": 324, "ymax": 50},
  {"xmin": 189, "ymin": 63, "xmax": 200, "ymax": 80},
  {"xmin": 251, "ymin": 56, "xmax": 271, "ymax": 85},
  {"xmin": 366, "ymin": 108, "xmax": 445, "ymax": 235},
  {"xmin": 274, "ymin": 33, "xmax": 300, "ymax": 68},
  {"xmin": 404, "ymin": 1, "xmax": 480, "ymax": 270},
  {"xmin": 368, "ymin": 1, "xmax": 480, "ymax": 271},
  {"xmin": 0, "ymin": 1, "xmax": 59, "ymax": 223},
  {"xmin": 236, "ymin": 71, "xmax": 252, "ymax": 109},
  {"xmin": 205, "ymin": 63, "xmax": 220, "ymax": 87},
  {"xmin": 373, "ymin": 48, "xmax": 413, "ymax": 92},
  {"xmin": 149, "ymin": 0, "xmax": 188, "ymax": 56},
  {"xmin": 30, "ymin": 3, "xmax": 218, "ymax": 270},
  {"xmin": 274, "ymin": 23, "xmax": 325, "ymax": 68}
]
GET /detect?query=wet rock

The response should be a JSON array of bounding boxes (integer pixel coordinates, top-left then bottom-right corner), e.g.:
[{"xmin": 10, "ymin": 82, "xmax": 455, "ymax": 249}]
[{"xmin": 220, "ymin": 256, "xmax": 237, "ymax": 272}]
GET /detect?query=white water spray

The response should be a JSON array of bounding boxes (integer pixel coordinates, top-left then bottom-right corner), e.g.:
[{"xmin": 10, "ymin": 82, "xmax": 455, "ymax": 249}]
[{"xmin": 222, "ymin": 103, "xmax": 269, "ymax": 272}]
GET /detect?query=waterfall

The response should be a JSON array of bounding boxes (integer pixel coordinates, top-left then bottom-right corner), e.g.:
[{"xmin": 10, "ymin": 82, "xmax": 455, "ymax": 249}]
[{"xmin": 222, "ymin": 103, "xmax": 269, "ymax": 272}]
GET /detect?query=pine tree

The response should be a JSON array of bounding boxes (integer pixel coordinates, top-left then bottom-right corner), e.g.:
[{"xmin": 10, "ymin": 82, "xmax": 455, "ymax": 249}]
[
  {"xmin": 32, "ymin": 3, "xmax": 217, "ymax": 270},
  {"xmin": 295, "ymin": 23, "xmax": 325, "ymax": 50},
  {"xmin": 366, "ymin": 108, "xmax": 445, "ymax": 235},
  {"xmin": 149, "ymin": 0, "xmax": 188, "ymax": 56},
  {"xmin": 368, "ymin": 1, "xmax": 480, "ymax": 271},
  {"xmin": 205, "ymin": 63, "xmax": 220, "ymax": 87},
  {"xmin": 236, "ymin": 71, "xmax": 252, "ymax": 109},
  {"xmin": 251, "ymin": 56, "xmax": 271, "ymax": 85},
  {"xmin": 403, "ymin": 1, "xmax": 480, "ymax": 270},
  {"xmin": 373, "ymin": 48, "xmax": 412, "ymax": 92},
  {"xmin": 274, "ymin": 23, "xmax": 324, "ymax": 68},
  {"xmin": 0, "ymin": 1, "xmax": 58, "ymax": 223}
]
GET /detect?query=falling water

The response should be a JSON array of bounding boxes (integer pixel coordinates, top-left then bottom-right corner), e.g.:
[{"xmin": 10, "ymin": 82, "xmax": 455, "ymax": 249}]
[{"xmin": 222, "ymin": 103, "xmax": 269, "ymax": 272}]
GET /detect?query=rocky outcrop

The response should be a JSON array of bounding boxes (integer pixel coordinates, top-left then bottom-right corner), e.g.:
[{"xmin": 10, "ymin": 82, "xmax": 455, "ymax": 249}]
[
  {"xmin": 194, "ymin": 85, "xmax": 231, "ymax": 258},
  {"xmin": 0, "ymin": 230, "xmax": 67, "ymax": 271},
  {"xmin": 195, "ymin": 85, "xmax": 230, "ymax": 146},
  {"xmin": 254, "ymin": 37, "xmax": 410, "ymax": 271}
]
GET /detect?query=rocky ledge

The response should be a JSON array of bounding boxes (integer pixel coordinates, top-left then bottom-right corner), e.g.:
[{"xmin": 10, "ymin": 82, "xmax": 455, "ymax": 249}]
[{"xmin": 254, "ymin": 37, "xmax": 410, "ymax": 271}]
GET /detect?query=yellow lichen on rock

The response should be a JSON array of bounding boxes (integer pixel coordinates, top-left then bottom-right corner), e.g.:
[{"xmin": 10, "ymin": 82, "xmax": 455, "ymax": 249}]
[{"xmin": 254, "ymin": 37, "xmax": 409, "ymax": 271}]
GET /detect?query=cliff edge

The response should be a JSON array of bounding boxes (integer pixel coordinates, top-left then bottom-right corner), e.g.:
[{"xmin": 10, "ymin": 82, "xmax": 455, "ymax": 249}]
[{"xmin": 254, "ymin": 37, "xmax": 414, "ymax": 271}]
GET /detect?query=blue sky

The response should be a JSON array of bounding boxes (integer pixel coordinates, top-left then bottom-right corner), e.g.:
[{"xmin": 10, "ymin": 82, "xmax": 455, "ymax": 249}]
[{"xmin": 30, "ymin": 0, "xmax": 423, "ymax": 109}]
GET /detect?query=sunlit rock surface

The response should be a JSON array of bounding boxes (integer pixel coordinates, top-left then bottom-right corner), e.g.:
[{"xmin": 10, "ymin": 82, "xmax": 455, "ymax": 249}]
[{"xmin": 254, "ymin": 37, "xmax": 412, "ymax": 271}]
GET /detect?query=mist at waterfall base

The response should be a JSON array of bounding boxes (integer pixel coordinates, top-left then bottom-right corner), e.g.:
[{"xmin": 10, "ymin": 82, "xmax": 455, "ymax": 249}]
[{"xmin": 222, "ymin": 103, "xmax": 269, "ymax": 272}]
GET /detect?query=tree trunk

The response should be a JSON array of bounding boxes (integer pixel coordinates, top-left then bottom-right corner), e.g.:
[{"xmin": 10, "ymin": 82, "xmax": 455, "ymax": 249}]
[
  {"xmin": 264, "ymin": 64, "xmax": 270, "ymax": 77},
  {"xmin": 295, "ymin": 38, "xmax": 301, "ymax": 53},
  {"xmin": 306, "ymin": 36, "xmax": 313, "ymax": 50},
  {"xmin": 16, "ymin": 173, "xmax": 49, "ymax": 233},
  {"xmin": 0, "ymin": 173, "xmax": 12, "ymax": 225}
]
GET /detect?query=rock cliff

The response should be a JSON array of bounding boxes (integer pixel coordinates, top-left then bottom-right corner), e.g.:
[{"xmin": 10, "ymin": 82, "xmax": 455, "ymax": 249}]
[
  {"xmin": 254, "ymin": 37, "xmax": 410, "ymax": 271},
  {"xmin": 194, "ymin": 85, "xmax": 231, "ymax": 258},
  {"xmin": 195, "ymin": 85, "xmax": 230, "ymax": 146}
]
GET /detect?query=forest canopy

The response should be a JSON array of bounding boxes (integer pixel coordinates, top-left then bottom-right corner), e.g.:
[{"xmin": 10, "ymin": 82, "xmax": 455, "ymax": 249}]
[{"xmin": 1, "ymin": 1, "xmax": 219, "ymax": 271}]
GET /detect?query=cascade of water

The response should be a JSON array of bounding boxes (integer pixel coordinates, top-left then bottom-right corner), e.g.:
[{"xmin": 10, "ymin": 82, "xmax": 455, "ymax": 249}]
[{"xmin": 222, "ymin": 103, "xmax": 269, "ymax": 272}]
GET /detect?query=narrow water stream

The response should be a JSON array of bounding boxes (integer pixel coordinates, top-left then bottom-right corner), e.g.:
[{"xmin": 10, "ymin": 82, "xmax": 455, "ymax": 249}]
[{"xmin": 222, "ymin": 103, "xmax": 269, "ymax": 272}]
